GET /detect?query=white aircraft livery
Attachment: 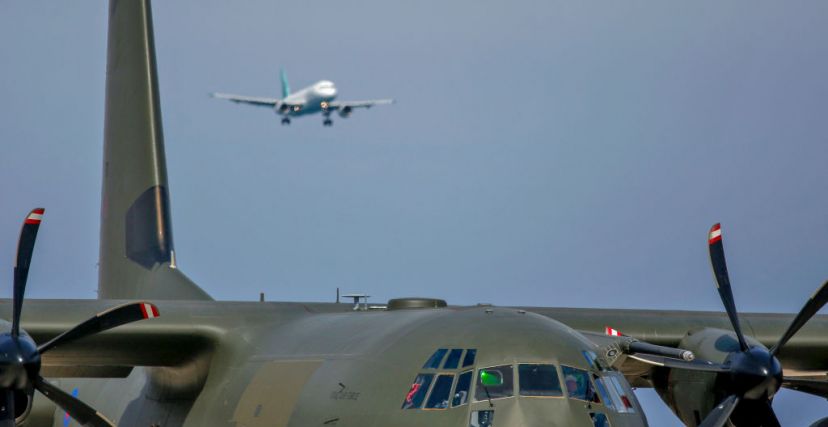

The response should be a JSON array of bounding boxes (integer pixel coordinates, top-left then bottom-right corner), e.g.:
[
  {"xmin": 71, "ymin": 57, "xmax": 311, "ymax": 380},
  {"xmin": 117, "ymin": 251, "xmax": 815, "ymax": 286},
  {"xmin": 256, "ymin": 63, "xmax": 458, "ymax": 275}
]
[{"xmin": 212, "ymin": 69, "xmax": 394, "ymax": 126}]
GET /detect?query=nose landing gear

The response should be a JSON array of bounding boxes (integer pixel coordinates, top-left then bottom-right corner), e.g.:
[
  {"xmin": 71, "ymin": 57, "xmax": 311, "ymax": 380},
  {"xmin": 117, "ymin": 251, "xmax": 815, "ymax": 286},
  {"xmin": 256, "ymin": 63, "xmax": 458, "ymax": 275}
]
[{"xmin": 323, "ymin": 110, "xmax": 333, "ymax": 127}]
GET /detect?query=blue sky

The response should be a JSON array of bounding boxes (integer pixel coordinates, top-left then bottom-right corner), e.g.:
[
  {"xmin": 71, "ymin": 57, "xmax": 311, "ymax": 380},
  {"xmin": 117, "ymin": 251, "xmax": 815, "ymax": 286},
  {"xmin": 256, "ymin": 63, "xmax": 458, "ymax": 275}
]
[{"xmin": 1, "ymin": 1, "xmax": 827, "ymax": 424}]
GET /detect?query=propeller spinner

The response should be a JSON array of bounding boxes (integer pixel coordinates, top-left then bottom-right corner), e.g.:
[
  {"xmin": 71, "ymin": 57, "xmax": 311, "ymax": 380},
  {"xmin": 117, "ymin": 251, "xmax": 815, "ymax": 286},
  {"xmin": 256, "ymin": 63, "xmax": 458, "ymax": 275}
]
[
  {"xmin": 0, "ymin": 209, "xmax": 160, "ymax": 426},
  {"xmin": 642, "ymin": 223, "xmax": 828, "ymax": 427}
]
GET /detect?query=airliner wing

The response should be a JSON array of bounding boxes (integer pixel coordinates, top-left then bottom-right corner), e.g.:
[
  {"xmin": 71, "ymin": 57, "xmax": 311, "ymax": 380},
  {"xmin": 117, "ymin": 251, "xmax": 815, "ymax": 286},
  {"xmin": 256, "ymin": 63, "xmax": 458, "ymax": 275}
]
[
  {"xmin": 211, "ymin": 92, "xmax": 280, "ymax": 108},
  {"xmin": 329, "ymin": 99, "xmax": 394, "ymax": 110}
]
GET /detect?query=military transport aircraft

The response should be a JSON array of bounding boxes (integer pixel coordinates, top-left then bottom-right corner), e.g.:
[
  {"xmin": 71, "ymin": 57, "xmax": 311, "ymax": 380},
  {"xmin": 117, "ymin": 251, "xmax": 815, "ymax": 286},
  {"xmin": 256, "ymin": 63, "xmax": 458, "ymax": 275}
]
[
  {"xmin": 2, "ymin": 1, "xmax": 828, "ymax": 426},
  {"xmin": 212, "ymin": 68, "xmax": 393, "ymax": 126}
]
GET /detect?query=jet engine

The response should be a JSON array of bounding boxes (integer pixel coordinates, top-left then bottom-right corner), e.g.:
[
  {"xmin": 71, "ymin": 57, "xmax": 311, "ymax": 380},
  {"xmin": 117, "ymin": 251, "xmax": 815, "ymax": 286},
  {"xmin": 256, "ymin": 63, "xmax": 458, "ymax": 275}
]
[
  {"xmin": 277, "ymin": 103, "xmax": 290, "ymax": 114},
  {"xmin": 338, "ymin": 106, "xmax": 353, "ymax": 118}
]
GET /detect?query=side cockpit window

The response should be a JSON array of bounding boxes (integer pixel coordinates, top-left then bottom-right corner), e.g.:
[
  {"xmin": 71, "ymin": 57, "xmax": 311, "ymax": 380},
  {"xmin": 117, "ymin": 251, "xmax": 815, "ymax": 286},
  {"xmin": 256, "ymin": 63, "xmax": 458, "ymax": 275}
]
[
  {"xmin": 599, "ymin": 373, "xmax": 637, "ymax": 413},
  {"xmin": 518, "ymin": 364, "xmax": 563, "ymax": 397},
  {"xmin": 425, "ymin": 374, "xmax": 454, "ymax": 409},
  {"xmin": 561, "ymin": 366, "xmax": 597, "ymax": 403},
  {"xmin": 474, "ymin": 365, "xmax": 514, "ymax": 401},
  {"xmin": 452, "ymin": 370, "xmax": 472, "ymax": 407},
  {"xmin": 402, "ymin": 374, "xmax": 434, "ymax": 409}
]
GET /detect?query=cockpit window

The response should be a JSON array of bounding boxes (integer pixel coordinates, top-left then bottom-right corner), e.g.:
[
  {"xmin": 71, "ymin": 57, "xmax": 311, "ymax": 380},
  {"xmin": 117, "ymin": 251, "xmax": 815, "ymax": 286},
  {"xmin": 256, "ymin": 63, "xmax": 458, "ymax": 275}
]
[
  {"xmin": 604, "ymin": 374, "xmax": 637, "ymax": 413},
  {"xmin": 452, "ymin": 371, "xmax": 472, "ymax": 407},
  {"xmin": 401, "ymin": 374, "xmax": 434, "ymax": 409},
  {"xmin": 425, "ymin": 374, "xmax": 454, "ymax": 409},
  {"xmin": 593, "ymin": 374, "xmax": 615, "ymax": 411},
  {"xmin": 462, "ymin": 349, "xmax": 477, "ymax": 367},
  {"xmin": 590, "ymin": 412, "xmax": 612, "ymax": 427},
  {"xmin": 423, "ymin": 349, "xmax": 448, "ymax": 369},
  {"xmin": 443, "ymin": 349, "xmax": 463, "ymax": 369},
  {"xmin": 474, "ymin": 365, "xmax": 514, "ymax": 401},
  {"xmin": 518, "ymin": 364, "xmax": 563, "ymax": 397},
  {"xmin": 561, "ymin": 366, "xmax": 596, "ymax": 402}
]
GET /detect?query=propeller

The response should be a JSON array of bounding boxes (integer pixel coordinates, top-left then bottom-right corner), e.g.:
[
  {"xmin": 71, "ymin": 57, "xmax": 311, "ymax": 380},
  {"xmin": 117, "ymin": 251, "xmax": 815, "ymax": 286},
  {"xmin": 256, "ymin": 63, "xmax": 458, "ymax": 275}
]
[
  {"xmin": 649, "ymin": 223, "xmax": 828, "ymax": 427},
  {"xmin": 1, "ymin": 208, "xmax": 160, "ymax": 426}
]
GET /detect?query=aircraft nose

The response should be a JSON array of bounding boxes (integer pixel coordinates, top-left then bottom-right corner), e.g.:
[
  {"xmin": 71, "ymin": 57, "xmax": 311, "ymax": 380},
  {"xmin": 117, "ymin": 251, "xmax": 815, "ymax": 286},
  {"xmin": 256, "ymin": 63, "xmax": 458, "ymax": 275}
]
[{"xmin": 319, "ymin": 86, "xmax": 337, "ymax": 97}]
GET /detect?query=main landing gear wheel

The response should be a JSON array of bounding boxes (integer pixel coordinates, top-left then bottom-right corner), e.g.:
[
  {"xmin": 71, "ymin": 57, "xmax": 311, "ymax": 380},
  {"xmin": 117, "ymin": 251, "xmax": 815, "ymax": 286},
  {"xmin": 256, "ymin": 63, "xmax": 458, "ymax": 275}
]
[
  {"xmin": 323, "ymin": 118, "xmax": 333, "ymax": 127},
  {"xmin": 281, "ymin": 117, "xmax": 291, "ymax": 125}
]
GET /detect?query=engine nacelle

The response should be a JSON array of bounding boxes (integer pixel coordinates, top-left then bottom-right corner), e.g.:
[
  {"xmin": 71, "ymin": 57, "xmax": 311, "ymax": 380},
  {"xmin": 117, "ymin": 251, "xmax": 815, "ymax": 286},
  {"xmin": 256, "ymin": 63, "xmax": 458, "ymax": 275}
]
[
  {"xmin": 651, "ymin": 328, "xmax": 764, "ymax": 426},
  {"xmin": 13, "ymin": 388, "xmax": 33, "ymax": 423},
  {"xmin": 809, "ymin": 416, "xmax": 828, "ymax": 427},
  {"xmin": 338, "ymin": 106, "xmax": 353, "ymax": 118},
  {"xmin": 277, "ymin": 103, "xmax": 290, "ymax": 115}
]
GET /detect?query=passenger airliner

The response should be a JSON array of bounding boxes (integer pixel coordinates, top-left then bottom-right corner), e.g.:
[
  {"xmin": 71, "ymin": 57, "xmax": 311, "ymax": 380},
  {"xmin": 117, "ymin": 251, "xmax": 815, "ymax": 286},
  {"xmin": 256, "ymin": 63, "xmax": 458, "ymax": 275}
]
[{"xmin": 212, "ymin": 69, "xmax": 393, "ymax": 126}]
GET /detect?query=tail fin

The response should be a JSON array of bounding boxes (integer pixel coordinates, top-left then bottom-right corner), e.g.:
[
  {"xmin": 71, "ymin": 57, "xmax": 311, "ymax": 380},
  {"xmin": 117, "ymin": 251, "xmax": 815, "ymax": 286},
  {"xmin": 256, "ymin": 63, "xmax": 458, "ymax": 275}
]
[
  {"xmin": 280, "ymin": 68, "xmax": 290, "ymax": 98},
  {"xmin": 98, "ymin": 0, "xmax": 211, "ymax": 300}
]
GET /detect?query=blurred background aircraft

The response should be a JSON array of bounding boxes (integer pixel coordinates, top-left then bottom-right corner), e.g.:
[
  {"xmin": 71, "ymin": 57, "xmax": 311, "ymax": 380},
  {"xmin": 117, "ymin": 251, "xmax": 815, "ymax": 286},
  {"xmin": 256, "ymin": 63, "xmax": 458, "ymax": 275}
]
[{"xmin": 213, "ymin": 68, "xmax": 393, "ymax": 126}]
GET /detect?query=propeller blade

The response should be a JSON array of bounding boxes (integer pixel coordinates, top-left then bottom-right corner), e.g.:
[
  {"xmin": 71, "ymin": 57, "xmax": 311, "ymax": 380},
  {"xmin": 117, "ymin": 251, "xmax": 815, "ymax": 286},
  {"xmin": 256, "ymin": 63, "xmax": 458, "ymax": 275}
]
[
  {"xmin": 770, "ymin": 280, "xmax": 828, "ymax": 356},
  {"xmin": 34, "ymin": 376, "xmax": 114, "ymax": 427},
  {"xmin": 37, "ymin": 302, "xmax": 160, "ymax": 355},
  {"xmin": 708, "ymin": 223, "xmax": 750, "ymax": 352},
  {"xmin": 782, "ymin": 377, "xmax": 828, "ymax": 398},
  {"xmin": 699, "ymin": 394, "xmax": 739, "ymax": 427},
  {"xmin": 12, "ymin": 208, "xmax": 45, "ymax": 338},
  {"xmin": 628, "ymin": 354, "xmax": 730, "ymax": 373},
  {"xmin": 762, "ymin": 405, "xmax": 781, "ymax": 427}
]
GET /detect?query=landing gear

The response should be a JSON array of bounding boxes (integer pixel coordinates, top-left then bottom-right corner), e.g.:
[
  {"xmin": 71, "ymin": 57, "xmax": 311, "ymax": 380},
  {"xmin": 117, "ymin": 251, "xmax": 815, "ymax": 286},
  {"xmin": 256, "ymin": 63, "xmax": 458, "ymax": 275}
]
[
  {"xmin": 323, "ymin": 111, "xmax": 333, "ymax": 127},
  {"xmin": 323, "ymin": 118, "xmax": 333, "ymax": 127},
  {"xmin": 281, "ymin": 117, "xmax": 291, "ymax": 125}
]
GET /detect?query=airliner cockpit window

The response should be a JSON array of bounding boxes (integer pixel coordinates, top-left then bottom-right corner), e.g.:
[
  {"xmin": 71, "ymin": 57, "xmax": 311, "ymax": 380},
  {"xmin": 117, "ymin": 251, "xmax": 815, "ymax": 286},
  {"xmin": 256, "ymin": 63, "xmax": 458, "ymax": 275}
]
[
  {"xmin": 561, "ymin": 366, "xmax": 596, "ymax": 402},
  {"xmin": 401, "ymin": 374, "xmax": 434, "ymax": 409},
  {"xmin": 425, "ymin": 374, "xmax": 455, "ymax": 409},
  {"xmin": 518, "ymin": 364, "xmax": 563, "ymax": 397},
  {"xmin": 443, "ymin": 349, "xmax": 464, "ymax": 369},
  {"xmin": 452, "ymin": 371, "xmax": 472, "ymax": 407},
  {"xmin": 462, "ymin": 349, "xmax": 477, "ymax": 367},
  {"xmin": 474, "ymin": 365, "xmax": 514, "ymax": 401},
  {"xmin": 423, "ymin": 349, "xmax": 448, "ymax": 369}
]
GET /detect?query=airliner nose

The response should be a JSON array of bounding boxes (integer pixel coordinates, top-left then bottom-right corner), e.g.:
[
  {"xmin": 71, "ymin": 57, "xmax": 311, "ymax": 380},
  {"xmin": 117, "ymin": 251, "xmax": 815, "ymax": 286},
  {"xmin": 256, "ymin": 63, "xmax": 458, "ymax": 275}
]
[{"xmin": 320, "ymin": 85, "xmax": 337, "ymax": 97}]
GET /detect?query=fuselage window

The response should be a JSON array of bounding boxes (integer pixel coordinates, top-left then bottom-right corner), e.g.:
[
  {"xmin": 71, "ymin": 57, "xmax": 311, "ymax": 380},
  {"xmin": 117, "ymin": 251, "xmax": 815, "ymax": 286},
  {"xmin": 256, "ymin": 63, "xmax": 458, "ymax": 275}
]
[
  {"xmin": 452, "ymin": 370, "xmax": 472, "ymax": 407},
  {"xmin": 605, "ymin": 374, "xmax": 636, "ymax": 413},
  {"xmin": 474, "ymin": 365, "xmax": 514, "ymax": 401},
  {"xmin": 443, "ymin": 349, "xmax": 464, "ymax": 369},
  {"xmin": 593, "ymin": 375, "xmax": 616, "ymax": 411},
  {"xmin": 462, "ymin": 349, "xmax": 477, "ymax": 367},
  {"xmin": 590, "ymin": 412, "xmax": 612, "ymax": 427},
  {"xmin": 401, "ymin": 374, "xmax": 434, "ymax": 409},
  {"xmin": 561, "ymin": 366, "xmax": 597, "ymax": 402},
  {"xmin": 425, "ymin": 374, "xmax": 455, "ymax": 409},
  {"xmin": 423, "ymin": 349, "xmax": 448, "ymax": 369},
  {"xmin": 518, "ymin": 364, "xmax": 563, "ymax": 397}
]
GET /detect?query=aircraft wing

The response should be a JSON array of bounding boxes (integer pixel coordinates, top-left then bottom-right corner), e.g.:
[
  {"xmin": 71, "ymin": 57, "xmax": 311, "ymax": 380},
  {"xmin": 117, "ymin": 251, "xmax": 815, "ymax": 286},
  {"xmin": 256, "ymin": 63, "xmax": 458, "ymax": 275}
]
[
  {"xmin": 5, "ymin": 300, "xmax": 828, "ymax": 386},
  {"xmin": 211, "ymin": 92, "xmax": 280, "ymax": 107},
  {"xmin": 329, "ymin": 99, "xmax": 394, "ymax": 110},
  {"xmin": 0, "ymin": 299, "xmax": 347, "ymax": 378}
]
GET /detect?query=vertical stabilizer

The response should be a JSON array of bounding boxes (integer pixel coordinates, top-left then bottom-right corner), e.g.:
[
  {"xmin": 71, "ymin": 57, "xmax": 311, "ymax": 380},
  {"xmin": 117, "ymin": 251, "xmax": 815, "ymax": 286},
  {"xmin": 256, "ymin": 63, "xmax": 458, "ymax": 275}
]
[
  {"xmin": 99, "ymin": 0, "xmax": 211, "ymax": 300},
  {"xmin": 280, "ymin": 68, "xmax": 290, "ymax": 98}
]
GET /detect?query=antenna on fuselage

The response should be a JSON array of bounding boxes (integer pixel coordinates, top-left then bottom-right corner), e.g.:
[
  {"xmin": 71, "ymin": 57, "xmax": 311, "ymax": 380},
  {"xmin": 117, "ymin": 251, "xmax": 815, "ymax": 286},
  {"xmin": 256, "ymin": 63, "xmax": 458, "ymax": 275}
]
[{"xmin": 341, "ymin": 293, "xmax": 370, "ymax": 311}]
